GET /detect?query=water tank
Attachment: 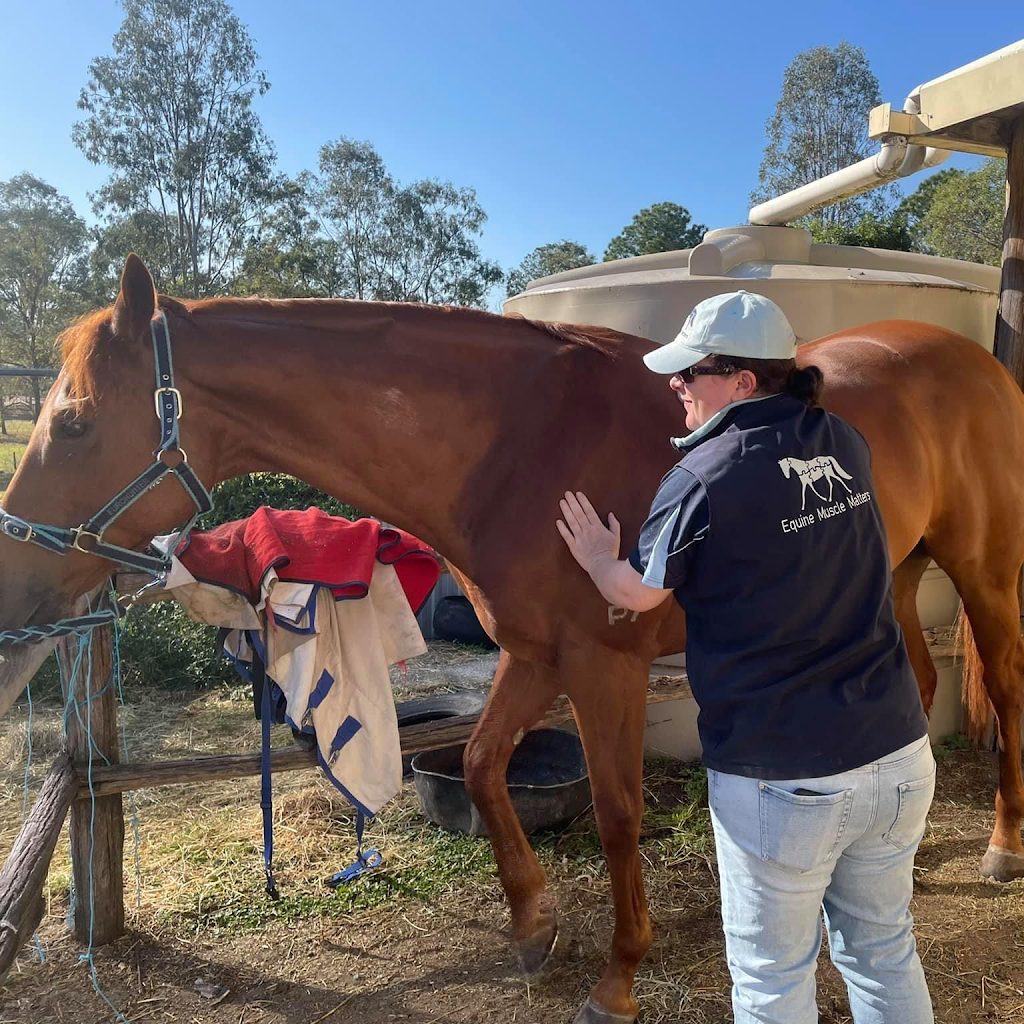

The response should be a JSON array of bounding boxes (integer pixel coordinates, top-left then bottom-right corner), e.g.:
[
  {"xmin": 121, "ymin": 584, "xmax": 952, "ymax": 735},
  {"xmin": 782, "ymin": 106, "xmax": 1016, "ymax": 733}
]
[{"xmin": 504, "ymin": 224, "xmax": 998, "ymax": 350}]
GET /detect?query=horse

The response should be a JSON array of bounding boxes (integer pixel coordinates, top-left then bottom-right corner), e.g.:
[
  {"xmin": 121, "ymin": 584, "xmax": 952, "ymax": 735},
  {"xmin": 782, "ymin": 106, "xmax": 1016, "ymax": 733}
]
[
  {"xmin": 778, "ymin": 454, "xmax": 855, "ymax": 510},
  {"xmin": 2, "ymin": 254, "xmax": 1024, "ymax": 1024}
]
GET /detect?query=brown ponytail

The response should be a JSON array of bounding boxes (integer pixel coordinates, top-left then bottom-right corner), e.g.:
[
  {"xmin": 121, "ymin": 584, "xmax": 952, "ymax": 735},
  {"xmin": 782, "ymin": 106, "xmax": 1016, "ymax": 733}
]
[
  {"xmin": 783, "ymin": 365, "xmax": 824, "ymax": 406},
  {"xmin": 707, "ymin": 355, "xmax": 824, "ymax": 407}
]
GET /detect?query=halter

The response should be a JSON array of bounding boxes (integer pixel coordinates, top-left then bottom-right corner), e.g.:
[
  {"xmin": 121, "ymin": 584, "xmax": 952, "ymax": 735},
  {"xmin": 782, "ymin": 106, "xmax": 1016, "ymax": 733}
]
[{"xmin": 0, "ymin": 312, "xmax": 213, "ymax": 645}]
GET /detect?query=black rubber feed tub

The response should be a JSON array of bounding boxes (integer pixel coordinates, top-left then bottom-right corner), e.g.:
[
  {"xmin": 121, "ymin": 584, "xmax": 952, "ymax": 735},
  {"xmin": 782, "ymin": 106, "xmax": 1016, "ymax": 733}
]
[{"xmin": 411, "ymin": 728, "xmax": 591, "ymax": 836}]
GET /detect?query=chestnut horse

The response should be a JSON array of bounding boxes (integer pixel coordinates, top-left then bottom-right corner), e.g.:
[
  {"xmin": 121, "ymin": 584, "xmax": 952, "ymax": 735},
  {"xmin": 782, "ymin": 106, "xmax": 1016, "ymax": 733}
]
[{"xmin": 3, "ymin": 255, "xmax": 1024, "ymax": 1023}]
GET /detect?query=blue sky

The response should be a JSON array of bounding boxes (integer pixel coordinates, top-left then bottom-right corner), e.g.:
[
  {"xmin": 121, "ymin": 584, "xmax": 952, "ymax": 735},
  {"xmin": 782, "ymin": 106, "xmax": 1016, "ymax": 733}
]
[{"xmin": 1, "ymin": 1, "xmax": 1012, "ymax": 275}]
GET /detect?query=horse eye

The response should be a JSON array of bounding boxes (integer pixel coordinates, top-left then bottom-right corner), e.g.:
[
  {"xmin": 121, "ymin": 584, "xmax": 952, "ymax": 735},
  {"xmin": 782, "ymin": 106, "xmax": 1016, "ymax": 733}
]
[{"xmin": 59, "ymin": 418, "xmax": 89, "ymax": 440}]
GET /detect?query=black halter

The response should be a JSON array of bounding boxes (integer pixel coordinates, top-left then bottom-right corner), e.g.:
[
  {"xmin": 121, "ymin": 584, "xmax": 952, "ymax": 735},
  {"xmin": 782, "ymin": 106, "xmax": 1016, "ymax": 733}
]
[{"xmin": 0, "ymin": 312, "xmax": 213, "ymax": 645}]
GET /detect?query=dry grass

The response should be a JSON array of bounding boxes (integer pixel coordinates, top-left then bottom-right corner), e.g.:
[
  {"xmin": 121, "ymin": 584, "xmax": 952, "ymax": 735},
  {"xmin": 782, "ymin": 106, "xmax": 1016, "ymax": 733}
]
[
  {"xmin": 387, "ymin": 640, "xmax": 498, "ymax": 699},
  {"xmin": 2, "ymin": 673, "xmax": 1024, "ymax": 1023}
]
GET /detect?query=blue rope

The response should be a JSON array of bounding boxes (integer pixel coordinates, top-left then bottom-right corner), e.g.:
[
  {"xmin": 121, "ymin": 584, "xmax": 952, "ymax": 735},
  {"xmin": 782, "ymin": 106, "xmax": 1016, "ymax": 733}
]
[
  {"xmin": 22, "ymin": 681, "xmax": 33, "ymax": 819},
  {"xmin": 55, "ymin": 620, "xmax": 135, "ymax": 1022},
  {"xmin": 0, "ymin": 608, "xmax": 119, "ymax": 647},
  {"xmin": 110, "ymin": 607, "xmax": 142, "ymax": 907}
]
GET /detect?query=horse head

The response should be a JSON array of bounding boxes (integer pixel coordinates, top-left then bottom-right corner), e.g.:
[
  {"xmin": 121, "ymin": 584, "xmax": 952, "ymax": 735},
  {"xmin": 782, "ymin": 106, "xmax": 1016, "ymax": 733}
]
[
  {"xmin": 0, "ymin": 255, "xmax": 220, "ymax": 712},
  {"xmin": 777, "ymin": 457, "xmax": 792, "ymax": 479}
]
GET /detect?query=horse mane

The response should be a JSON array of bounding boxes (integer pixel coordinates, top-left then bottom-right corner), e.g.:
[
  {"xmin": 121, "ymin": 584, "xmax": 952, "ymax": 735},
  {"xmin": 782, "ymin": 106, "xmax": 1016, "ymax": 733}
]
[
  {"xmin": 59, "ymin": 296, "xmax": 192, "ymax": 403},
  {"xmin": 59, "ymin": 296, "xmax": 625, "ymax": 401},
  {"xmin": 59, "ymin": 308, "xmax": 111, "ymax": 402},
  {"xmin": 501, "ymin": 310, "xmax": 624, "ymax": 356}
]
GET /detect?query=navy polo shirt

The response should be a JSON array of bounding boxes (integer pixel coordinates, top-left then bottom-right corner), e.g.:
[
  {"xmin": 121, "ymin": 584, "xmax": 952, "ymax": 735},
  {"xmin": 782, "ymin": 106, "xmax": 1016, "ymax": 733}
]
[{"xmin": 629, "ymin": 393, "xmax": 927, "ymax": 780}]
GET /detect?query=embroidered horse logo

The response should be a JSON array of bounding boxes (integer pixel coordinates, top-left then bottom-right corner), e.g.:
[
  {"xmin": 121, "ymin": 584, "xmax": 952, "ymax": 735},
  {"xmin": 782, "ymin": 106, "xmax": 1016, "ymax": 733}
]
[{"xmin": 778, "ymin": 456, "xmax": 854, "ymax": 510}]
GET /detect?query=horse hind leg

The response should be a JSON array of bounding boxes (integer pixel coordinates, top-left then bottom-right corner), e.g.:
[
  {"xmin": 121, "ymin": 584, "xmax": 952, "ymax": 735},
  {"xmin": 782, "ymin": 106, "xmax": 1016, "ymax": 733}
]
[
  {"xmin": 938, "ymin": 560, "xmax": 1024, "ymax": 881},
  {"xmin": 462, "ymin": 651, "xmax": 561, "ymax": 975}
]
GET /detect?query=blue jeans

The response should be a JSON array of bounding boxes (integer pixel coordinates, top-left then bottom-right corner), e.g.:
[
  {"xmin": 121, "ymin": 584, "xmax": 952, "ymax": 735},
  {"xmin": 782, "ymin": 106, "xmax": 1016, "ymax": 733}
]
[{"xmin": 708, "ymin": 735, "xmax": 935, "ymax": 1024}]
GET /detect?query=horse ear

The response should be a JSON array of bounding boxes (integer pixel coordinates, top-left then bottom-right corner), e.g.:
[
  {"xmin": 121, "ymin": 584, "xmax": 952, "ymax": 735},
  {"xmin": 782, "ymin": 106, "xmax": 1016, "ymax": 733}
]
[{"xmin": 112, "ymin": 254, "xmax": 156, "ymax": 340}]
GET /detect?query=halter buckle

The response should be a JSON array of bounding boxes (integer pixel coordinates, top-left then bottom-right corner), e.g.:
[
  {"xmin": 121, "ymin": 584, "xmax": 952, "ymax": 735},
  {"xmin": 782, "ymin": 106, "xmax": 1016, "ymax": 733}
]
[
  {"xmin": 71, "ymin": 528, "xmax": 103, "ymax": 553},
  {"xmin": 154, "ymin": 387, "xmax": 183, "ymax": 420},
  {"xmin": 6, "ymin": 522, "xmax": 33, "ymax": 543}
]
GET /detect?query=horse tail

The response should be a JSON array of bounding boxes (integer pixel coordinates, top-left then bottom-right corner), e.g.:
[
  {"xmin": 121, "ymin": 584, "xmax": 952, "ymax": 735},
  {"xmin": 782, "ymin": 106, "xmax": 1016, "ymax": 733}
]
[
  {"xmin": 828, "ymin": 456, "xmax": 854, "ymax": 480},
  {"xmin": 956, "ymin": 600, "xmax": 991, "ymax": 744}
]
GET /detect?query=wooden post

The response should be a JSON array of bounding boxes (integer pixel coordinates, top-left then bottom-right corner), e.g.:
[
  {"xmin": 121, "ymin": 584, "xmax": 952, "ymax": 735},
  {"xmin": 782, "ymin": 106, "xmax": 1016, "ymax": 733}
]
[
  {"xmin": 0, "ymin": 753, "xmax": 78, "ymax": 976},
  {"xmin": 995, "ymin": 114, "xmax": 1024, "ymax": 386},
  {"xmin": 58, "ymin": 621, "xmax": 124, "ymax": 946}
]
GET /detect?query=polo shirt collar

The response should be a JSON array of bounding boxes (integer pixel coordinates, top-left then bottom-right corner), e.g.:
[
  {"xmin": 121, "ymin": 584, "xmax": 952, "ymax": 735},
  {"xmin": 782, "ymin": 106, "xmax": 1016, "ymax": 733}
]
[{"xmin": 671, "ymin": 393, "xmax": 783, "ymax": 452}]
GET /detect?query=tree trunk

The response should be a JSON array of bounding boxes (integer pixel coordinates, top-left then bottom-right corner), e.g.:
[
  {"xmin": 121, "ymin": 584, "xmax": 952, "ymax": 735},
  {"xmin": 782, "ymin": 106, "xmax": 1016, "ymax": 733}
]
[
  {"xmin": 994, "ymin": 114, "xmax": 1024, "ymax": 388},
  {"xmin": 0, "ymin": 754, "xmax": 79, "ymax": 977}
]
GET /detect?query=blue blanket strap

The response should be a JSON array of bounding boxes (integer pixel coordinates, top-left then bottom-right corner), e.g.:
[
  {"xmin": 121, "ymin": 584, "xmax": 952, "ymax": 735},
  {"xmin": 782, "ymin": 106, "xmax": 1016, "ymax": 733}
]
[
  {"xmin": 256, "ymin": 652, "xmax": 279, "ymax": 901},
  {"xmin": 325, "ymin": 811, "xmax": 383, "ymax": 888}
]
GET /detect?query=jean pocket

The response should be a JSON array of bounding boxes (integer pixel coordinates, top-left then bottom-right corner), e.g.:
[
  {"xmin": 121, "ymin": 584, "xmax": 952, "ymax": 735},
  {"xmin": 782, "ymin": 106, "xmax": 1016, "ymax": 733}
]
[
  {"xmin": 883, "ymin": 768, "xmax": 936, "ymax": 850},
  {"xmin": 759, "ymin": 783, "xmax": 853, "ymax": 873}
]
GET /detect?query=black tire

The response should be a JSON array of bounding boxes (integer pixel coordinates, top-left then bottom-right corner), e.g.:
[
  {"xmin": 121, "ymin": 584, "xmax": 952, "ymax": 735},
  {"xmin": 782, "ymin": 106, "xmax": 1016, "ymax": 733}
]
[
  {"xmin": 432, "ymin": 595, "xmax": 497, "ymax": 648},
  {"xmin": 396, "ymin": 690, "xmax": 490, "ymax": 775}
]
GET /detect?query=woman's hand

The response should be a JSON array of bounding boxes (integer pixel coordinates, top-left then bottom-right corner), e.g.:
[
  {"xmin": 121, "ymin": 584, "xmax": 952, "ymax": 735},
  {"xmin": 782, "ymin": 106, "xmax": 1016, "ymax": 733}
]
[{"xmin": 557, "ymin": 490, "xmax": 620, "ymax": 575}]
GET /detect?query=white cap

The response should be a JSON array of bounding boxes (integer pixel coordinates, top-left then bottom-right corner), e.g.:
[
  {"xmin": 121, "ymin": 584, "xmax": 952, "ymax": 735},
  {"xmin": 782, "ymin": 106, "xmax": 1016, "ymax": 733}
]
[{"xmin": 643, "ymin": 291, "xmax": 797, "ymax": 374}]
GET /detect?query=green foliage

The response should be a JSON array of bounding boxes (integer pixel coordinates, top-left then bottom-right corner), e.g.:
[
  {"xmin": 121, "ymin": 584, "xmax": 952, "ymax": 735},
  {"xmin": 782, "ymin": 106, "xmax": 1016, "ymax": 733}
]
[
  {"xmin": 0, "ymin": 174, "xmax": 89, "ymax": 417},
  {"xmin": 86, "ymin": 209, "xmax": 178, "ymax": 301},
  {"xmin": 118, "ymin": 600, "xmax": 238, "ymax": 691},
  {"xmin": 916, "ymin": 158, "xmax": 1006, "ymax": 266},
  {"xmin": 806, "ymin": 211, "xmax": 916, "ymax": 251},
  {"xmin": 932, "ymin": 732, "xmax": 972, "ymax": 765},
  {"xmin": 802, "ymin": 159, "xmax": 1006, "ymax": 264},
  {"xmin": 235, "ymin": 138, "xmax": 503, "ymax": 306},
  {"xmin": 198, "ymin": 472, "xmax": 361, "ymax": 530},
  {"xmin": 73, "ymin": 0, "xmax": 277, "ymax": 297},
  {"xmin": 895, "ymin": 168, "xmax": 961, "ymax": 244},
  {"xmin": 232, "ymin": 176, "xmax": 344, "ymax": 298},
  {"xmin": 506, "ymin": 239, "xmax": 595, "ymax": 297},
  {"xmin": 604, "ymin": 202, "xmax": 706, "ymax": 261},
  {"xmin": 752, "ymin": 42, "xmax": 894, "ymax": 227}
]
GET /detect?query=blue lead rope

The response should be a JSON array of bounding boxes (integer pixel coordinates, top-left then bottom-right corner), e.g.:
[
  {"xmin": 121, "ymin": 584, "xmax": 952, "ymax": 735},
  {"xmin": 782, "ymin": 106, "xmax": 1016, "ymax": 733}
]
[{"xmin": 256, "ymin": 652, "xmax": 279, "ymax": 901}]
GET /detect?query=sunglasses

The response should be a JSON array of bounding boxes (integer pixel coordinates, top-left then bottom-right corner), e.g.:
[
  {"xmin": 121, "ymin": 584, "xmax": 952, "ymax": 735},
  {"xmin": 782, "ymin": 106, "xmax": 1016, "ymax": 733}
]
[{"xmin": 672, "ymin": 363, "xmax": 737, "ymax": 384}]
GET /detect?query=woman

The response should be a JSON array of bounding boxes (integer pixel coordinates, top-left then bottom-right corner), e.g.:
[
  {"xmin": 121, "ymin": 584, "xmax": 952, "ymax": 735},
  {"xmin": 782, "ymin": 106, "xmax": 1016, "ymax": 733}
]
[{"xmin": 557, "ymin": 291, "xmax": 935, "ymax": 1024}]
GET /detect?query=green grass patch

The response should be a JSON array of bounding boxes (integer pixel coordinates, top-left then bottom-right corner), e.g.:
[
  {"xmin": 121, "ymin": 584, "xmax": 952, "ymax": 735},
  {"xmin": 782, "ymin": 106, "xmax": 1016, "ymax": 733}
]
[
  {"xmin": 0, "ymin": 418, "xmax": 35, "ymax": 492},
  {"xmin": 176, "ymin": 826, "xmax": 499, "ymax": 932},
  {"xmin": 933, "ymin": 731, "xmax": 973, "ymax": 764}
]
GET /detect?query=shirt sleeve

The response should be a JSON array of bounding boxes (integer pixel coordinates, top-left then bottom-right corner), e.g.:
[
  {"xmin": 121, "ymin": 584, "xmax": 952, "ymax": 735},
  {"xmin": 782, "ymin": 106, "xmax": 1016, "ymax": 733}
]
[{"xmin": 627, "ymin": 466, "xmax": 709, "ymax": 590}]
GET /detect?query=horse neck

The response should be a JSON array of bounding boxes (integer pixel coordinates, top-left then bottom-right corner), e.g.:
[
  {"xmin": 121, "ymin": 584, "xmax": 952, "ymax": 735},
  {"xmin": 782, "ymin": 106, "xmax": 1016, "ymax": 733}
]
[{"xmin": 182, "ymin": 301, "xmax": 515, "ymax": 571}]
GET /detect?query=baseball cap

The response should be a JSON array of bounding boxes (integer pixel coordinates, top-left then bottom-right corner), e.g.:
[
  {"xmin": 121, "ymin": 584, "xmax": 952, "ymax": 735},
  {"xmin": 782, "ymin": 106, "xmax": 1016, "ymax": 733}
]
[{"xmin": 643, "ymin": 291, "xmax": 797, "ymax": 374}]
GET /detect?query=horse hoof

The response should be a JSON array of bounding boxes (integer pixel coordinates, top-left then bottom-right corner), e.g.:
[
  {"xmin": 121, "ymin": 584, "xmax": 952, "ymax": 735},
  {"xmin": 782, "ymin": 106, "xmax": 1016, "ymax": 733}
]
[
  {"xmin": 516, "ymin": 916, "xmax": 559, "ymax": 978},
  {"xmin": 572, "ymin": 996, "xmax": 637, "ymax": 1024},
  {"xmin": 980, "ymin": 844, "xmax": 1024, "ymax": 882}
]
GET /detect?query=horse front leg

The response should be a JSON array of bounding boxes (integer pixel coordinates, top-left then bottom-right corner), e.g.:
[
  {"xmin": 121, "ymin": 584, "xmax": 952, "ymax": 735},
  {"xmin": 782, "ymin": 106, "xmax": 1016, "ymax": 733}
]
[
  {"xmin": 564, "ymin": 648, "xmax": 653, "ymax": 1024},
  {"xmin": 462, "ymin": 651, "xmax": 561, "ymax": 974}
]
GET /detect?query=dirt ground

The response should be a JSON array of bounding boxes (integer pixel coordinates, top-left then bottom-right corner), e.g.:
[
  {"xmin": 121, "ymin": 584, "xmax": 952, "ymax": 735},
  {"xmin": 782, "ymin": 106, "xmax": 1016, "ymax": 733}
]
[{"xmin": 2, "ymin": 651, "xmax": 1024, "ymax": 1023}]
